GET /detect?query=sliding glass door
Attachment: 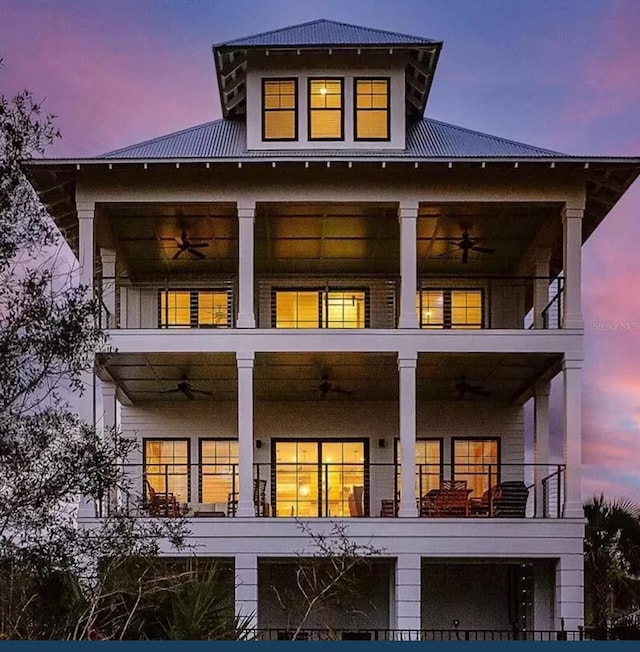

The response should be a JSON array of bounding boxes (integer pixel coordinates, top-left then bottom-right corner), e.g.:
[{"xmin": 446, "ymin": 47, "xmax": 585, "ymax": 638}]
[{"xmin": 272, "ymin": 440, "xmax": 367, "ymax": 517}]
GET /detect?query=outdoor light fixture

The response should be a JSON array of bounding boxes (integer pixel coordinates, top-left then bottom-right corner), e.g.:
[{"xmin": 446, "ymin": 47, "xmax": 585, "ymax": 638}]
[
  {"xmin": 378, "ymin": 438, "xmax": 386, "ymax": 449},
  {"xmin": 255, "ymin": 439, "xmax": 262, "ymax": 449}
]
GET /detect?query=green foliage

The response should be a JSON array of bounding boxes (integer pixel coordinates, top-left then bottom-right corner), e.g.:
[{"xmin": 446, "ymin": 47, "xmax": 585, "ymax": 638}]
[{"xmin": 584, "ymin": 495, "xmax": 640, "ymax": 628}]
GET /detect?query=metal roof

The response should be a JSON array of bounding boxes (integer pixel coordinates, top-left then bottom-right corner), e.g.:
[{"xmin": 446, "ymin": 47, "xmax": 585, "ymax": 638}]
[
  {"xmin": 217, "ymin": 18, "xmax": 439, "ymax": 47},
  {"xmin": 100, "ymin": 118, "xmax": 564, "ymax": 160}
]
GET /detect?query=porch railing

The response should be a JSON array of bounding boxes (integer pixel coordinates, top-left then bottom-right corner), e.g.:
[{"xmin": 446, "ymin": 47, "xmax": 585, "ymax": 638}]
[{"xmin": 93, "ymin": 462, "xmax": 566, "ymax": 520}]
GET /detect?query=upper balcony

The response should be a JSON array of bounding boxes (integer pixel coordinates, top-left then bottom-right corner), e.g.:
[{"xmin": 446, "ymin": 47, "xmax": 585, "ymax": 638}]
[{"xmin": 94, "ymin": 199, "xmax": 568, "ymax": 340}]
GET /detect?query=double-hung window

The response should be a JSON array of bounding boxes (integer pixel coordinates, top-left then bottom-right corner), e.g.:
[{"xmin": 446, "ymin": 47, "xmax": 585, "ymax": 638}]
[
  {"xmin": 417, "ymin": 289, "xmax": 483, "ymax": 329},
  {"xmin": 308, "ymin": 79, "xmax": 343, "ymax": 140},
  {"xmin": 144, "ymin": 439, "xmax": 190, "ymax": 504},
  {"xmin": 354, "ymin": 78, "xmax": 390, "ymax": 140},
  {"xmin": 200, "ymin": 439, "xmax": 239, "ymax": 504},
  {"xmin": 273, "ymin": 289, "xmax": 367, "ymax": 328},
  {"xmin": 159, "ymin": 289, "xmax": 231, "ymax": 328},
  {"xmin": 262, "ymin": 78, "xmax": 298, "ymax": 141}
]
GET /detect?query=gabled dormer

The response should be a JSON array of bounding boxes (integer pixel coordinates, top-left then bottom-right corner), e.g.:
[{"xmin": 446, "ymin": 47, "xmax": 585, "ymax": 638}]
[{"xmin": 213, "ymin": 19, "xmax": 442, "ymax": 151}]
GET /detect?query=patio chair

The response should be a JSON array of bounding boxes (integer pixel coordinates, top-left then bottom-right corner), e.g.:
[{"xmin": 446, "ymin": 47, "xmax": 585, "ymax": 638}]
[
  {"xmin": 492, "ymin": 481, "xmax": 529, "ymax": 517},
  {"xmin": 227, "ymin": 478, "xmax": 268, "ymax": 516},
  {"xmin": 144, "ymin": 479, "xmax": 181, "ymax": 517}
]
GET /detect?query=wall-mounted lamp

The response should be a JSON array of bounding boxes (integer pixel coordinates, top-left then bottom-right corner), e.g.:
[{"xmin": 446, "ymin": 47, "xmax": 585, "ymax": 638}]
[
  {"xmin": 255, "ymin": 439, "xmax": 262, "ymax": 449},
  {"xmin": 378, "ymin": 438, "xmax": 386, "ymax": 449}
]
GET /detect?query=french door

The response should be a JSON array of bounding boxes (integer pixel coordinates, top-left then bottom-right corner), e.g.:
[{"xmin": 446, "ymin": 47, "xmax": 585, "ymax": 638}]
[{"xmin": 272, "ymin": 440, "xmax": 368, "ymax": 517}]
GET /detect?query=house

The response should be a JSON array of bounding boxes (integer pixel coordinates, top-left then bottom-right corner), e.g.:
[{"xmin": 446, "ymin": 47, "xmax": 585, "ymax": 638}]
[{"xmin": 26, "ymin": 18, "xmax": 640, "ymax": 639}]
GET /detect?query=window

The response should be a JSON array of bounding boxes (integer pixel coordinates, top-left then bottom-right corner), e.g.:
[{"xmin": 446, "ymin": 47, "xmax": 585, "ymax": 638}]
[
  {"xmin": 308, "ymin": 78, "xmax": 343, "ymax": 140},
  {"xmin": 200, "ymin": 439, "xmax": 238, "ymax": 504},
  {"xmin": 355, "ymin": 78, "xmax": 390, "ymax": 140},
  {"xmin": 144, "ymin": 439, "xmax": 190, "ymax": 503},
  {"xmin": 453, "ymin": 438, "xmax": 499, "ymax": 497},
  {"xmin": 273, "ymin": 440, "xmax": 367, "ymax": 517},
  {"xmin": 273, "ymin": 289, "xmax": 367, "ymax": 328},
  {"xmin": 416, "ymin": 289, "xmax": 483, "ymax": 329},
  {"xmin": 159, "ymin": 289, "xmax": 230, "ymax": 328},
  {"xmin": 262, "ymin": 78, "xmax": 297, "ymax": 141},
  {"xmin": 396, "ymin": 439, "xmax": 442, "ymax": 500}
]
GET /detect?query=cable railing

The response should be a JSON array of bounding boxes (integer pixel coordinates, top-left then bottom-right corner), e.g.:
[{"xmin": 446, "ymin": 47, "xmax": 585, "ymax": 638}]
[{"xmin": 92, "ymin": 461, "xmax": 566, "ymax": 520}]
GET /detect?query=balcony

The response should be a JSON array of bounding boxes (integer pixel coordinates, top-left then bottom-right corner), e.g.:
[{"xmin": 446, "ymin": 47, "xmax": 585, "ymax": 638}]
[
  {"xmin": 94, "ymin": 462, "xmax": 566, "ymax": 520},
  {"xmin": 97, "ymin": 274, "xmax": 564, "ymax": 331}
]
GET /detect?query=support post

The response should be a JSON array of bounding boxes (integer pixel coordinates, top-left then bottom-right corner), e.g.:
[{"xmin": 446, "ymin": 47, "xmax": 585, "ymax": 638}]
[
  {"xmin": 533, "ymin": 248, "xmax": 551, "ymax": 329},
  {"xmin": 563, "ymin": 359, "xmax": 583, "ymax": 518},
  {"xmin": 398, "ymin": 355, "xmax": 418, "ymax": 518},
  {"xmin": 100, "ymin": 248, "xmax": 117, "ymax": 329},
  {"xmin": 562, "ymin": 207, "xmax": 584, "ymax": 329},
  {"xmin": 398, "ymin": 202, "xmax": 419, "ymax": 329},
  {"xmin": 395, "ymin": 554, "xmax": 422, "ymax": 638},
  {"xmin": 237, "ymin": 352, "xmax": 255, "ymax": 517},
  {"xmin": 533, "ymin": 380, "xmax": 551, "ymax": 516},
  {"xmin": 237, "ymin": 201, "xmax": 256, "ymax": 328},
  {"xmin": 555, "ymin": 555, "xmax": 584, "ymax": 633},
  {"xmin": 235, "ymin": 553, "xmax": 258, "ymax": 630}
]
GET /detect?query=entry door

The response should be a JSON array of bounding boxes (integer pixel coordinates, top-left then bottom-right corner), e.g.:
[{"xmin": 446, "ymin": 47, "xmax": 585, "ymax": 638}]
[{"xmin": 273, "ymin": 440, "xmax": 367, "ymax": 517}]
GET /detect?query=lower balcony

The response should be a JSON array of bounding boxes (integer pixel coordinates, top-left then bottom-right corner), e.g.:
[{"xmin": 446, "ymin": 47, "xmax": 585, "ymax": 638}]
[{"xmin": 95, "ymin": 461, "xmax": 565, "ymax": 520}]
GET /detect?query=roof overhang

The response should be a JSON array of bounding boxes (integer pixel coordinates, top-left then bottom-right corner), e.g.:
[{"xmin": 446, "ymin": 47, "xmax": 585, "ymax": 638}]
[
  {"xmin": 24, "ymin": 156, "xmax": 640, "ymax": 259},
  {"xmin": 212, "ymin": 41, "xmax": 442, "ymax": 119}
]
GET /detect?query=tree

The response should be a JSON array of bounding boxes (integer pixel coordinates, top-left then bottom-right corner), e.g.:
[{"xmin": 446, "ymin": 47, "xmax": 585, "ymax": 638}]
[
  {"xmin": 0, "ymin": 60, "xmax": 188, "ymax": 638},
  {"xmin": 584, "ymin": 495, "xmax": 640, "ymax": 630},
  {"xmin": 268, "ymin": 520, "xmax": 384, "ymax": 640}
]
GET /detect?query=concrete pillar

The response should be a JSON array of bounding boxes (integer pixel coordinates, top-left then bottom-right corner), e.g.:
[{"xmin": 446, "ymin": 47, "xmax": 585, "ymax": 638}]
[
  {"xmin": 562, "ymin": 207, "xmax": 584, "ymax": 330},
  {"xmin": 555, "ymin": 555, "xmax": 584, "ymax": 633},
  {"xmin": 235, "ymin": 553, "xmax": 258, "ymax": 630},
  {"xmin": 100, "ymin": 248, "xmax": 117, "ymax": 329},
  {"xmin": 398, "ymin": 355, "xmax": 418, "ymax": 518},
  {"xmin": 398, "ymin": 202, "xmax": 419, "ymax": 329},
  {"xmin": 237, "ymin": 352, "xmax": 255, "ymax": 517},
  {"xmin": 395, "ymin": 554, "xmax": 422, "ymax": 638},
  {"xmin": 533, "ymin": 380, "xmax": 551, "ymax": 517},
  {"xmin": 563, "ymin": 359, "xmax": 583, "ymax": 518},
  {"xmin": 237, "ymin": 201, "xmax": 256, "ymax": 328},
  {"xmin": 533, "ymin": 248, "xmax": 551, "ymax": 329}
]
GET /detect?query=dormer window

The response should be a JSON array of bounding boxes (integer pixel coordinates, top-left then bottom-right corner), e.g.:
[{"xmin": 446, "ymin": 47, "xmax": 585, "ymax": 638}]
[
  {"xmin": 355, "ymin": 78, "xmax": 390, "ymax": 141},
  {"xmin": 308, "ymin": 79, "xmax": 344, "ymax": 140},
  {"xmin": 262, "ymin": 78, "xmax": 298, "ymax": 141}
]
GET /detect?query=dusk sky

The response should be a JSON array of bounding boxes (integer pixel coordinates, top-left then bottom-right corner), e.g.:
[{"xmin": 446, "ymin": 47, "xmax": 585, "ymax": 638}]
[{"xmin": 2, "ymin": 0, "xmax": 639, "ymax": 501}]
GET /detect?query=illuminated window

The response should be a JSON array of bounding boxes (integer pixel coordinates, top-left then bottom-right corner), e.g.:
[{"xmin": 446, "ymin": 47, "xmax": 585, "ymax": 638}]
[
  {"xmin": 453, "ymin": 438, "xmax": 499, "ymax": 497},
  {"xmin": 159, "ymin": 289, "xmax": 230, "ymax": 328},
  {"xmin": 200, "ymin": 439, "xmax": 238, "ymax": 504},
  {"xmin": 273, "ymin": 440, "xmax": 366, "ymax": 517},
  {"xmin": 308, "ymin": 78, "xmax": 343, "ymax": 140},
  {"xmin": 355, "ymin": 78, "xmax": 390, "ymax": 140},
  {"xmin": 416, "ymin": 289, "xmax": 483, "ymax": 329},
  {"xmin": 273, "ymin": 289, "xmax": 367, "ymax": 328},
  {"xmin": 263, "ymin": 78, "xmax": 297, "ymax": 141},
  {"xmin": 396, "ymin": 439, "xmax": 442, "ymax": 500},
  {"xmin": 144, "ymin": 439, "xmax": 190, "ymax": 503}
]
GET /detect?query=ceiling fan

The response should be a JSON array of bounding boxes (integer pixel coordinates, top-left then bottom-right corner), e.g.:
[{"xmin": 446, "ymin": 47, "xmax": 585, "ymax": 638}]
[
  {"xmin": 312, "ymin": 373, "xmax": 354, "ymax": 400},
  {"xmin": 455, "ymin": 376, "xmax": 491, "ymax": 400},
  {"xmin": 172, "ymin": 231, "xmax": 209, "ymax": 260},
  {"xmin": 158, "ymin": 380, "xmax": 213, "ymax": 401},
  {"xmin": 445, "ymin": 230, "xmax": 495, "ymax": 264}
]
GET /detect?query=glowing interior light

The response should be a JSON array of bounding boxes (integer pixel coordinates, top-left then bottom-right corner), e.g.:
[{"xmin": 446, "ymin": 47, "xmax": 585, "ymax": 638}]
[
  {"xmin": 319, "ymin": 87, "xmax": 328, "ymax": 95},
  {"xmin": 299, "ymin": 482, "xmax": 311, "ymax": 497}
]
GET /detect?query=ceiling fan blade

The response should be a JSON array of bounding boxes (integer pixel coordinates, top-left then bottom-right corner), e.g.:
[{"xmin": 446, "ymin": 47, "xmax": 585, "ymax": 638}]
[
  {"xmin": 445, "ymin": 240, "xmax": 462, "ymax": 247},
  {"xmin": 159, "ymin": 388, "xmax": 182, "ymax": 394},
  {"xmin": 188, "ymin": 242, "xmax": 209, "ymax": 248},
  {"xmin": 191, "ymin": 389, "xmax": 213, "ymax": 395},
  {"xmin": 184, "ymin": 389, "xmax": 195, "ymax": 400},
  {"xmin": 330, "ymin": 388, "xmax": 353, "ymax": 395},
  {"xmin": 189, "ymin": 248, "xmax": 206, "ymax": 259},
  {"xmin": 471, "ymin": 246, "xmax": 495, "ymax": 254},
  {"xmin": 172, "ymin": 249, "xmax": 183, "ymax": 260},
  {"xmin": 462, "ymin": 248, "xmax": 469, "ymax": 264},
  {"xmin": 468, "ymin": 386, "xmax": 491, "ymax": 397}
]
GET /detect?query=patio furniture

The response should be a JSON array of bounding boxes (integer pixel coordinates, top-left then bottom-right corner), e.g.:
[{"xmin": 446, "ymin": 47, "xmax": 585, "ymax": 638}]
[
  {"xmin": 144, "ymin": 479, "xmax": 182, "ymax": 517},
  {"xmin": 348, "ymin": 485, "xmax": 365, "ymax": 516},
  {"xmin": 492, "ymin": 481, "xmax": 529, "ymax": 517},
  {"xmin": 422, "ymin": 481, "xmax": 472, "ymax": 517},
  {"xmin": 380, "ymin": 499, "xmax": 397, "ymax": 517},
  {"xmin": 227, "ymin": 478, "xmax": 268, "ymax": 516}
]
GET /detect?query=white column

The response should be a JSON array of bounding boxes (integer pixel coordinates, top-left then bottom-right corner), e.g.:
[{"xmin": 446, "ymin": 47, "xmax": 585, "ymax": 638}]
[
  {"xmin": 398, "ymin": 202, "xmax": 419, "ymax": 329},
  {"xmin": 562, "ymin": 207, "xmax": 584, "ymax": 330},
  {"xmin": 237, "ymin": 201, "xmax": 256, "ymax": 328},
  {"xmin": 395, "ymin": 554, "xmax": 422, "ymax": 638},
  {"xmin": 533, "ymin": 248, "xmax": 551, "ymax": 329},
  {"xmin": 77, "ymin": 203, "xmax": 95, "ymax": 295},
  {"xmin": 237, "ymin": 352, "xmax": 255, "ymax": 517},
  {"xmin": 533, "ymin": 381, "xmax": 551, "ymax": 517},
  {"xmin": 398, "ymin": 355, "xmax": 418, "ymax": 518},
  {"xmin": 235, "ymin": 553, "xmax": 258, "ymax": 630},
  {"xmin": 100, "ymin": 248, "xmax": 117, "ymax": 329},
  {"xmin": 563, "ymin": 359, "xmax": 583, "ymax": 518},
  {"xmin": 555, "ymin": 555, "xmax": 584, "ymax": 633}
]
